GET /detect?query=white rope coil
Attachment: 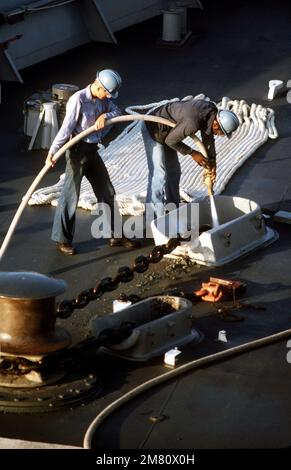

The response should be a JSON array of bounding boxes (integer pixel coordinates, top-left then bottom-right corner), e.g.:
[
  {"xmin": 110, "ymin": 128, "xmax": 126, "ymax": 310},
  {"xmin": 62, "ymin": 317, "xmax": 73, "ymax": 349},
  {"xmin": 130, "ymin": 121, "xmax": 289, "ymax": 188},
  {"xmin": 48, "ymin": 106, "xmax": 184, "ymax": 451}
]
[{"xmin": 29, "ymin": 95, "xmax": 278, "ymax": 215}]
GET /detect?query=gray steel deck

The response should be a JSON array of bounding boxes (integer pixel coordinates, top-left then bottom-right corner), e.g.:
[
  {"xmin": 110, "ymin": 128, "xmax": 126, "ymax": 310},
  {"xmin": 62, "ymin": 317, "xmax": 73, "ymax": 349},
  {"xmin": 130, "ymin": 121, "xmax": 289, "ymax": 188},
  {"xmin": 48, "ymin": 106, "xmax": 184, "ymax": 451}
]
[{"xmin": 0, "ymin": 0, "xmax": 291, "ymax": 449}]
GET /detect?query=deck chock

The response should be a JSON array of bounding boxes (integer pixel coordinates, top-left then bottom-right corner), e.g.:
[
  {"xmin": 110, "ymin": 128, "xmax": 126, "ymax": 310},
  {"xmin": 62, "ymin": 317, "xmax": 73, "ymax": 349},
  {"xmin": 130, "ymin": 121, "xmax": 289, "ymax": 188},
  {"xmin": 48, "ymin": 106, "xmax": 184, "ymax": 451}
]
[
  {"xmin": 152, "ymin": 195, "xmax": 278, "ymax": 266},
  {"xmin": 91, "ymin": 296, "xmax": 202, "ymax": 362}
]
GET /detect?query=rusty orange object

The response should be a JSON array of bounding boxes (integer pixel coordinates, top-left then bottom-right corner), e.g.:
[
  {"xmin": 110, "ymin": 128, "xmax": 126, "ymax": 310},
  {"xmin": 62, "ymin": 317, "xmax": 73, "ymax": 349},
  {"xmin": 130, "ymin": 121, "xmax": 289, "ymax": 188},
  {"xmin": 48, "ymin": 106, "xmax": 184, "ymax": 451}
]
[
  {"xmin": 194, "ymin": 277, "xmax": 246, "ymax": 303},
  {"xmin": 194, "ymin": 282, "xmax": 224, "ymax": 302}
]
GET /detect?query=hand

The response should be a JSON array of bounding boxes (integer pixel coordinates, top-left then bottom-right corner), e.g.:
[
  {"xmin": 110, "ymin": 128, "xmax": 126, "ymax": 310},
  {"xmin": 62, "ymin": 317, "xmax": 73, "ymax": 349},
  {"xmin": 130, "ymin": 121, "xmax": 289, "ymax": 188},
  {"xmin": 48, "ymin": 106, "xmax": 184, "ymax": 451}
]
[
  {"xmin": 210, "ymin": 165, "xmax": 216, "ymax": 183},
  {"xmin": 46, "ymin": 153, "xmax": 55, "ymax": 167},
  {"xmin": 95, "ymin": 113, "xmax": 106, "ymax": 131},
  {"xmin": 191, "ymin": 151, "xmax": 209, "ymax": 169}
]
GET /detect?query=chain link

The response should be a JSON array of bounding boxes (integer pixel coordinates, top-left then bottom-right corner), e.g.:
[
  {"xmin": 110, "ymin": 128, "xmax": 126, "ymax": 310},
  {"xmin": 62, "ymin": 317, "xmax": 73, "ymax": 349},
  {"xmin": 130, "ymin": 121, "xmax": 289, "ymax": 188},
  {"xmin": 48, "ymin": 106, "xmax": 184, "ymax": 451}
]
[
  {"xmin": 0, "ymin": 357, "xmax": 41, "ymax": 376},
  {"xmin": 57, "ymin": 239, "xmax": 180, "ymax": 319}
]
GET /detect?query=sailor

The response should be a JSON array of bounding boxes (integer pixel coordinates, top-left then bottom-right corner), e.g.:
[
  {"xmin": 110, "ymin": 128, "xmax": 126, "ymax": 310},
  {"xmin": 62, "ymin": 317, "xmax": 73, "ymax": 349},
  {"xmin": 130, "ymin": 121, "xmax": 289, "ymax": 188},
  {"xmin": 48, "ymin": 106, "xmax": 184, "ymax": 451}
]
[
  {"xmin": 141, "ymin": 99, "xmax": 240, "ymax": 218},
  {"xmin": 46, "ymin": 69, "xmax": 139, "ymax": 255}
]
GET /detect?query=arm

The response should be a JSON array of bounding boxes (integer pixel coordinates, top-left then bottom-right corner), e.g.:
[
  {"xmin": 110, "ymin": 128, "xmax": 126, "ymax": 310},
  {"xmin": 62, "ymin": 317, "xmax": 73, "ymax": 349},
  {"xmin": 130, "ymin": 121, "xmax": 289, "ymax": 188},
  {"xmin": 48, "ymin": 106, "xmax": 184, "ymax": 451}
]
[
  {"xmin": 201, "ymin": 131, "xmax": 217, "ymax": 181},
  {"xmin": 165, "ymin": 121, "xmax": 209, "ymax": 168},
  {"xmin": 95, "ymin": 98, "xmax": 122, "ymax": 131},
  {"xmin": 47, "ymin": 94, "xmax": 81, "ymax": 165},
  {"xmin": 104, "ymin": 99, "xmax": 122, "ymax": 120},
  {"xmin": 164, "ymin": 121, "xmax": 194, "ymax": 155}
]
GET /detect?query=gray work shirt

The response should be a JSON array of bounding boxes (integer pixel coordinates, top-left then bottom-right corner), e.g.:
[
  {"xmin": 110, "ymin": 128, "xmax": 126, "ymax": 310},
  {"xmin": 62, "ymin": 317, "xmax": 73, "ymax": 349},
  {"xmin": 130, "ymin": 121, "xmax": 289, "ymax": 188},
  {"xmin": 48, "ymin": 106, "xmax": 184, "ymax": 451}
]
[
  {"xmin": 49, "ymin": 85, "xmax": 121, "ymax": 156},
  {"xmin": 146, "ymin": 99, "xmax": 218, "ymax": 164}
]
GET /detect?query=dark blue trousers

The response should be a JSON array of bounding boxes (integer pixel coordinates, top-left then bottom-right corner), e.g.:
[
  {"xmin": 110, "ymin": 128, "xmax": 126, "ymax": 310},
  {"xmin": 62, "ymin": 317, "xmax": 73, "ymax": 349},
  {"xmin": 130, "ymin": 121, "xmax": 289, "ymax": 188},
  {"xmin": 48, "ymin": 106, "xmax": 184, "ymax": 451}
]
[{"xmin": 51, "ymin": 141, "xmax": 120, "ymax": 244}]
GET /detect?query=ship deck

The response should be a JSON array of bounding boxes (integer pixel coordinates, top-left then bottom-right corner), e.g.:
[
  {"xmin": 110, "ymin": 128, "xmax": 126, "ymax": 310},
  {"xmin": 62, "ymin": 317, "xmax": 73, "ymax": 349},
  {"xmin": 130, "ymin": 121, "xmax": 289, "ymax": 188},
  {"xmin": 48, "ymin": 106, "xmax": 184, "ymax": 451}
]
[{"xmin": 0, "ymin": 0, "xmax": 291, "ymax": 449}]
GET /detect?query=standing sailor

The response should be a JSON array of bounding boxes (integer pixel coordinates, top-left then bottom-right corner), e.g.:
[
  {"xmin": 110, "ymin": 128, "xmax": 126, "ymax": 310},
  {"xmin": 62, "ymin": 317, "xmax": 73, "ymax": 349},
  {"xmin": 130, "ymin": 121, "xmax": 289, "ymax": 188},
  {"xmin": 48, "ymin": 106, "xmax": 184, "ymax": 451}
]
[{"xmin": 46, "ymin": 69, "xmax": 139, "ymax": 254}]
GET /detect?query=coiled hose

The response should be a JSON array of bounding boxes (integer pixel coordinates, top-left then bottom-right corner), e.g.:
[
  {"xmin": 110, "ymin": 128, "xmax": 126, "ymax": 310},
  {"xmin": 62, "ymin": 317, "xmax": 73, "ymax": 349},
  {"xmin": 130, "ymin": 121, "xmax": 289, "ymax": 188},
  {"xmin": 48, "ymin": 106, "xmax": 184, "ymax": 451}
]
[{"xmin": 0, "ymin": 114, "xmax": 207, "ymax": 263}]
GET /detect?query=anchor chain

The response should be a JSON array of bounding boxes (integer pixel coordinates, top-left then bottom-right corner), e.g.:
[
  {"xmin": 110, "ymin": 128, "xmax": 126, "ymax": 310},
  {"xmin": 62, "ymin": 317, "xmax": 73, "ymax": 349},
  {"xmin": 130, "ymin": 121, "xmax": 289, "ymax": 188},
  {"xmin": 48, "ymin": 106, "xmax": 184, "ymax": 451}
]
[
  {"xmin": 56, "ymin": 239, "xmax": 180, "ymax": 319},
  {"xmin": 0, "ymin": 322, "xmax": 137, "ymax": 376},
  {"xmin": 0, "ymin": 357, "xmax": 39, "ymax": 376}
]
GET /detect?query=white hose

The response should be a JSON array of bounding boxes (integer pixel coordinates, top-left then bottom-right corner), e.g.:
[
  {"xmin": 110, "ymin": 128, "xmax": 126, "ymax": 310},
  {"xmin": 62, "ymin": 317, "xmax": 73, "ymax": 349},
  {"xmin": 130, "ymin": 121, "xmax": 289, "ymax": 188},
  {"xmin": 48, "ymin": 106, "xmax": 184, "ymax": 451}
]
[
  {"xmin": 0, "ymin": 114, "xmax": 206, "ymax": 263},
  {"xmin": 83, "ymin": 327, "xmax": 291, "ymax": 448}
]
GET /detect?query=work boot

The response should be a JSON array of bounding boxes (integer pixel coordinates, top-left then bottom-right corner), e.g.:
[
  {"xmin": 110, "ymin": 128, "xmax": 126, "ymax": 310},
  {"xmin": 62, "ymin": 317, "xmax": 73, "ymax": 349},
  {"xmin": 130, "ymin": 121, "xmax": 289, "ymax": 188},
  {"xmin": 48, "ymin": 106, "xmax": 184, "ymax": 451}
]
[
  {"xmin": 109, "ymin": 237, "xmax": 140, "ymax": 249},
  {"xmin": 56, "ymin": 242, "xmax": 76, "ymax": 255}
]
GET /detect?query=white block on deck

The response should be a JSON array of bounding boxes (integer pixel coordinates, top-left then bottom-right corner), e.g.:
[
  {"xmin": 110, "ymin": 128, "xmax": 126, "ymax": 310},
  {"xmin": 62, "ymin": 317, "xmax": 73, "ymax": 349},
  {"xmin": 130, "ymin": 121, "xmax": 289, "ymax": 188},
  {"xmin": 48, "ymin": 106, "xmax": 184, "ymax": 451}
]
[{"xmin": 268, "ymin": 80, "xmax": 283, "ymax": 100}]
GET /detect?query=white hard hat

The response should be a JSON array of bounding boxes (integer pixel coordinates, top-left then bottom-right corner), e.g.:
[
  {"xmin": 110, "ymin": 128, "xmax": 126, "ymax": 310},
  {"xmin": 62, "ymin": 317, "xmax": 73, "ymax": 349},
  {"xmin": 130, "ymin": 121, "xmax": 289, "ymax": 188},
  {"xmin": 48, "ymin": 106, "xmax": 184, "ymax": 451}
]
[
  {"xmin": 216, "ymin": 110, "xmax": 240, "ymax": 138},
  {"xmin": 96, "ymin": 69, "xmax": 122, "ymax": 99}
]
